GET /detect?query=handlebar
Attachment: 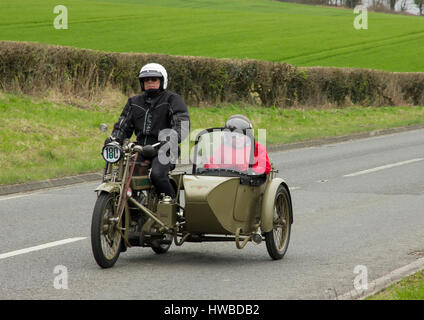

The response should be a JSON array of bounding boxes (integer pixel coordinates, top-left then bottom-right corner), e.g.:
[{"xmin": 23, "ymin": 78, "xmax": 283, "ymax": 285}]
[{"xmin": 125, "ymin": 142, "xmax": 162, "ymax": 153}]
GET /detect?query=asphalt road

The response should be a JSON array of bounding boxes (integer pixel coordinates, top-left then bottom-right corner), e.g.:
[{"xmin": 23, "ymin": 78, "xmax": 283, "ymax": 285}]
[{"xmin": 1, "ymin": 129, "xmax": 423, "ymax": 300}]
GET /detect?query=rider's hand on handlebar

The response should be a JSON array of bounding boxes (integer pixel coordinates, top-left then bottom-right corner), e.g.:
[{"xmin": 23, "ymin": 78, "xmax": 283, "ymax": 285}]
[
  {"xmin": 104, "ymin": 136, "xmax": 122, "ymax": 146},
  {"xmin": 140, "ymin": 144, "xmax": 158, "ymax": 160},
  {"xmin": 104, "ymin": 136, "xmax": 115, "ymax": 146}
]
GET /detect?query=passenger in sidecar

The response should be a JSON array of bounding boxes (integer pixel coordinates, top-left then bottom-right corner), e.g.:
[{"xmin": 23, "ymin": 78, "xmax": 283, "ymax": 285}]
[{"xmin": 202, "ymin": 115, "xmax": 270, "ymax": 176}]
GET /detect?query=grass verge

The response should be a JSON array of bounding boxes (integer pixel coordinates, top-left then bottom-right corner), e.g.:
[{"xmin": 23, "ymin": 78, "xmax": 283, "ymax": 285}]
[
  {"xmin": 367, "ymin": 270, "xmax": 424, "ymax": 300},
  {"xmin": 1, "ymin": 91, "xmax": 424, "ymax": 185}
]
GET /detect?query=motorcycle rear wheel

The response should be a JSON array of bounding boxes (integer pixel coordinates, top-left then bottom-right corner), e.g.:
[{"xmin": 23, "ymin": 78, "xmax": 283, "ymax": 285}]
[{"xmin": 91, "ymin": 192, "xmax": 122, "ymax": 268}]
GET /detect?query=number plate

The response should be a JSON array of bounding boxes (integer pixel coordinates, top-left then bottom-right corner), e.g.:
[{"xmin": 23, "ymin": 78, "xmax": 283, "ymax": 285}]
[{"xmin": 102, "ymin": 144, "xmax": 122, "ymax": 163}]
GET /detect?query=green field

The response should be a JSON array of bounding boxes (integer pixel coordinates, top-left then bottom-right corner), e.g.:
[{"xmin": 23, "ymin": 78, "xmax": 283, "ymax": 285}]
[{"xmin": 1, "ymin": 0, "xmax": 424, "ymax": 72}]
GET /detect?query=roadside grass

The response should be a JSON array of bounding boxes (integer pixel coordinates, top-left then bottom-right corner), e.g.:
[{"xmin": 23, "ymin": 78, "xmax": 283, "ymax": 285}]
[
  {"xmin": 367, "ymin": 270, "xmax": 424, "ymax": 300},
  {"xmin": 189, "ymin": 103, "xmax": 424, "ymax": 145},
  {"xmin": 0, "ymin": 93, "xmax": 118, "ymax": 185},
  {"xmin": 1, "ymin": 91, "xmax": 424, "ymax": 185},
  {"xmin": 1, "ymin": 0, "xmax": 424, "ymax": 72}
]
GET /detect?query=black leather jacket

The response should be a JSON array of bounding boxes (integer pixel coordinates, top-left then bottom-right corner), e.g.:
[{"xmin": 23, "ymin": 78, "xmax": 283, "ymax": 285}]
[{"xmin": 111, "ymin": 90, "xmax": 190, "ymax": 146}]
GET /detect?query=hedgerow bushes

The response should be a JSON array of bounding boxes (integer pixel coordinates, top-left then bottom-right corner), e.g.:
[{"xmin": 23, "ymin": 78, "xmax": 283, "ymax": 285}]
[{"xmin": 0, "ymin": 41, "xmax": 423, "ymax": 108}]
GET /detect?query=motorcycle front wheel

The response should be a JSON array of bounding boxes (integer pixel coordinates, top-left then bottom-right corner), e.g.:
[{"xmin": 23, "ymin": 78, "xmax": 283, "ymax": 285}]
[{"xmin": 91, "ymin": 192, "xmax": 122, "ymax": 268}]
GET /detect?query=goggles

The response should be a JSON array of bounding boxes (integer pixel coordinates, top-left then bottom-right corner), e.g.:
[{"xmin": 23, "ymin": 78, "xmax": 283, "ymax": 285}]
[{"xmin": 143, "ymin": 77, "xmax": 161, "ymax": 82}]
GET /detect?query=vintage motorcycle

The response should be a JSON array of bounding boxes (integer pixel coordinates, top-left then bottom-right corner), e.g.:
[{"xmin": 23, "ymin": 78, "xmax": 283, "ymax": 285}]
[{"xmin": 91, "ymin": 128, "xmax": 293, "ymax": 268}]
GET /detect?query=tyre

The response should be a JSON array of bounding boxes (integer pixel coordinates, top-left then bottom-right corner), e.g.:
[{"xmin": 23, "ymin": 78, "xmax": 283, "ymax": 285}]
[
  {"xmin": 91, "ymin": 192, "xmax": 122, "ymax": 268},
  {"xmin": 265, "ymin": 185, "xmax": 292, "ymax": 260}
]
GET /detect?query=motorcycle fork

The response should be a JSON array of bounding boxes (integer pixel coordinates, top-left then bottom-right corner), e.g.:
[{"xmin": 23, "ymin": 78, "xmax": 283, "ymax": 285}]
[{"xmin": 115, "ymin": 153, "xmax": 137, "ymax": 248}]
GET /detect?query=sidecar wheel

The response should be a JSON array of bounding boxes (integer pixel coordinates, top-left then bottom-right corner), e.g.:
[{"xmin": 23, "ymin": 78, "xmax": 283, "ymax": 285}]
[
  {"xmin": 265, "ymin": 185, "xmax": 291, "ymax": 260},
  {"xmin": 151, "ymin": 234, "xmax": 173, "ymax": 254},
  {"xmin": 91, "ymin": 192, "xmax": 122, "ymax": 268}
]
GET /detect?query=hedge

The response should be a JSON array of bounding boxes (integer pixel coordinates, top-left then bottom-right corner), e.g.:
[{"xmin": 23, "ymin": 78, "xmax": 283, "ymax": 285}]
[{"xmin": 0, "ymin": 41, "xmax": 423, "ymax": 107}]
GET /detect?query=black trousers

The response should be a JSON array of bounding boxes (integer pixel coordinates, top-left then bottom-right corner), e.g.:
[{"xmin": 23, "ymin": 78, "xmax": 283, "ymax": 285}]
[
  {"xmin": 135, "ymin": 154, "xmax": 175, "ymax": 198},
  {"xmin": 151, "ymin": 156, "xmax": 175, "ymax": 198}
]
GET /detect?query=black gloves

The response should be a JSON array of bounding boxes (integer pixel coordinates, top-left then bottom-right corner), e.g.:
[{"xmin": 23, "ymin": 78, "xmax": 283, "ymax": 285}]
[
  {"xmin": 140, "ymin": 145, "xmax": 158, "ymax": 160},
  {"xmin": 104, "ymin": 136, "xmax": 121, "ymax": 146}
]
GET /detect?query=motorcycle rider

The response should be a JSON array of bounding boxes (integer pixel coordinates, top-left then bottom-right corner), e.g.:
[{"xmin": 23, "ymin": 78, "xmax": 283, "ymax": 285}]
[
  {"xmin": 104, "ymin": 63, "xmax": 190, "ymax": 198},
  {"xmin": 205, "ymin": 114, "xmax": 271, "ymax": 175}
]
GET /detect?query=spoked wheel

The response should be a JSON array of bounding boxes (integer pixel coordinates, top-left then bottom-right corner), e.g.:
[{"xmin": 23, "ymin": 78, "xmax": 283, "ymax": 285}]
[
  {"xmin": 265, "ymin": 185, "xmax": 292, "ymax": 260},
  {"xmin": 91, "ymin": 192, "xmax": 122, "ymax": 268}
]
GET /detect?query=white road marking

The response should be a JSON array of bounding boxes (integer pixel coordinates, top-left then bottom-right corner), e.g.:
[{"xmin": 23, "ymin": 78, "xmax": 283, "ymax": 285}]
[
  {"xmin": 0, "ymin": 193, "xmax": 33, "ymax": 202},
  {"xmin": 344, "ymin": 158, "xmax": 424, "ymax": 177},
  {"xmin": 0, "ymin": 181, "xmax": 99, "ymax": 202},
  {"xmin": 0, "ymin": 237, "xmax": 87, "ymax": 260}
]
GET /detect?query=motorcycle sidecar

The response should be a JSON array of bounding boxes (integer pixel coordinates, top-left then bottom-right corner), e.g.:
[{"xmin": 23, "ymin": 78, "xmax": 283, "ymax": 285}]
[{"xmin": 176, "ymin": 128, "xmax": 293, "ymax": 260}]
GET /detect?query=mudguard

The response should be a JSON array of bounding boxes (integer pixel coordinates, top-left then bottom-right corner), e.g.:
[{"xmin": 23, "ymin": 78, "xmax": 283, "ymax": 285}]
[
  {"xmin": 260, "ymin": 178, "xmax": 293, "ymax": 233},
  {"xmin": 95, "ymin": 182, "xmax": 121, "ymax": 195}
]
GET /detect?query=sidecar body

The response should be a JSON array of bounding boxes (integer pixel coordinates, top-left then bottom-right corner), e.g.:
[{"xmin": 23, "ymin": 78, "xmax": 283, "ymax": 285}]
[{"xmin": 179, "ymin": 128, "xmax": 293, "ymax": 253}]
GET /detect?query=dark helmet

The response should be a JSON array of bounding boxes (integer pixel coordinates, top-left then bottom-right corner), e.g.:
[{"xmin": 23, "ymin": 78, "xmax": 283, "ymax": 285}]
[
  {"xmin": 138, "ymin": 63, "xmax": 168, "ymax": 91},
  {"xmin": 225, "ymin": 114, "xmax": 253, "ymax": 131}
]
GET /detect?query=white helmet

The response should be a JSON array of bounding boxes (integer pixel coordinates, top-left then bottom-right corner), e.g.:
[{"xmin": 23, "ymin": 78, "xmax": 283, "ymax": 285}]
[
  {"xmin": 225, "ymin": 114, "xmax": 253, "ymax": 131},
  {"xmin": 138, "ymin": 63, "xmax": 168, "ymax": 90}
]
